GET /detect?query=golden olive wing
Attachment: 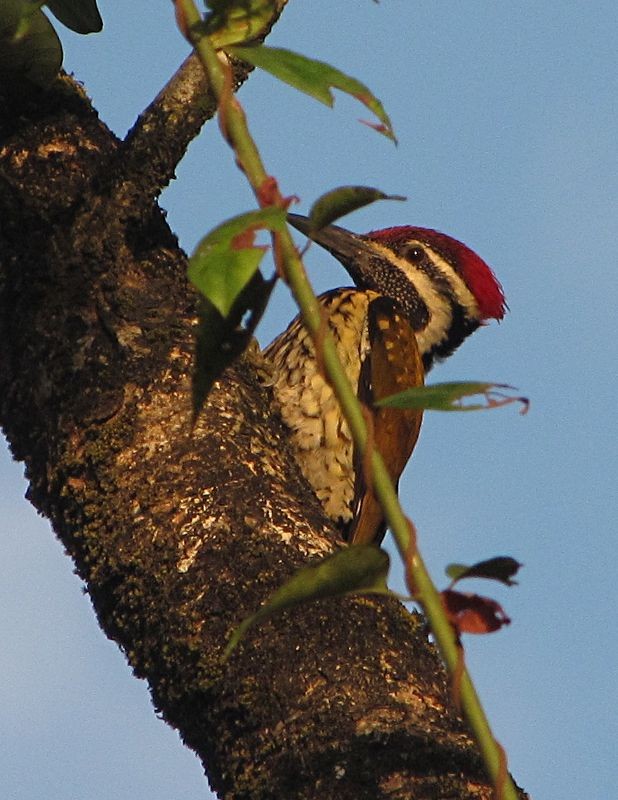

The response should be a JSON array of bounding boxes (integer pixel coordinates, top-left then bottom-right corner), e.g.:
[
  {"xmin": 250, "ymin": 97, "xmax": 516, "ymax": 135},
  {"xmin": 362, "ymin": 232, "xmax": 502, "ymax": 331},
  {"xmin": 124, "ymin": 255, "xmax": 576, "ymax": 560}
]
[{"xmin": 348, "ymin": 297, "xmax": 425, "ymax": 546}]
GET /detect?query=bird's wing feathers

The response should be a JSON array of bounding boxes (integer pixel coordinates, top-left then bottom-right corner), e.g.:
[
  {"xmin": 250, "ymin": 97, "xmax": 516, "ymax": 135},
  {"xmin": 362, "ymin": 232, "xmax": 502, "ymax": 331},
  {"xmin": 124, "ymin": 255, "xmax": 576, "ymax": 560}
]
[{"xmin": 348, "ymin": 297, "xmax": 425, "ymax": 546}]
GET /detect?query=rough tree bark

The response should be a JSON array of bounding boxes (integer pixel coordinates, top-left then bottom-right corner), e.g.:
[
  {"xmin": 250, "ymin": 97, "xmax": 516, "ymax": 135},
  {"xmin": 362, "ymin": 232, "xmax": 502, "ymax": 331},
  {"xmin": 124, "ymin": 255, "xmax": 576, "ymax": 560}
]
[{"xmin": 0, "ymin": 32, "xmax": 526, "ymax": 800}]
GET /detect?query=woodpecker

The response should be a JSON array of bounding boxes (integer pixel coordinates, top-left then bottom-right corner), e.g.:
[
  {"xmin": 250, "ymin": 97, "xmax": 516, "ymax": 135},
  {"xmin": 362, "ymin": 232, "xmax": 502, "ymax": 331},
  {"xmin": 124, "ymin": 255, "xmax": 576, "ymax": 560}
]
[{"xmin": 265, "ymin": 213, "xmax": 506, "ymax": 545}]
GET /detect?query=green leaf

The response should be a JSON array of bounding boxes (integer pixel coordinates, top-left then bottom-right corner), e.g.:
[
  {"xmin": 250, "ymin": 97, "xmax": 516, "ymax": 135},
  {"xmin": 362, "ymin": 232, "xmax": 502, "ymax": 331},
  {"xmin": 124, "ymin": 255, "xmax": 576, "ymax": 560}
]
[
  {"xmin": 375, "ymin": 381, "xmax": 530, "ymax": 413},
  {"xmin": 192, "ymin": 242, "xmax": 263, "ymax": 319},
  {"xmin": 45, "ymin": 0, "xmax": 103, "ymax": 34},
  {"xmin": 228, "ymin": 45, "xmax": 397, "ymax": 142},
  {"xmin": 205, "ymin": 0, "xmax": 276, "ymax": 48},
  {"xmin": 225, "ymin": 546, "xmax": 391, "ymax": 658},
  {"xmin": 0, "ymin": 0, "xmax": 62, "ymax": 87},
  {"xmin": 189, "ymin": 210, "xmax": 283, "ymax": 417},
  {"xmin": 188, "ymin": 207, "xmax": 286, "ymax": 317},
  {"xmin": 307, "ymin": 185, "xmax": 406, "ymax": 232},
  {"xmin": 446, "ymin": 557, "xmax": 523, "ymax": 587}
]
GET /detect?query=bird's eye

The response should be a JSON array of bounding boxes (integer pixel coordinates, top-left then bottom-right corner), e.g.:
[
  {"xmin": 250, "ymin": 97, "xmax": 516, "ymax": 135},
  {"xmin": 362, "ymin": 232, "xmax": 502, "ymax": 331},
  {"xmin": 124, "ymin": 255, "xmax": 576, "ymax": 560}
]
[{"xmin": 406, "ymin": 245, "xmax": 425, "ymax": 263}]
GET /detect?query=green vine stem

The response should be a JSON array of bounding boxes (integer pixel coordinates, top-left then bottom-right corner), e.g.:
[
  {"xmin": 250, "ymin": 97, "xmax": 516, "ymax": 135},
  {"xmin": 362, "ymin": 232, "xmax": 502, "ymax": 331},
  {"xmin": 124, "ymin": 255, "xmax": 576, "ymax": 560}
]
[{"xmin": 177, "ymin": 2, "xmax": 519, "ymax": 796}]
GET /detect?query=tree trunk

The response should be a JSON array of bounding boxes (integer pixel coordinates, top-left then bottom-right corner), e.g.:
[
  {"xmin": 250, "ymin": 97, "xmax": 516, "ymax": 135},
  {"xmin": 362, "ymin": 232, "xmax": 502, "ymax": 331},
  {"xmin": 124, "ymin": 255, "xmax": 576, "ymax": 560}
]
[{"xmin": 0, "ymin": 59, "xmax": 526, "ymax": 800}]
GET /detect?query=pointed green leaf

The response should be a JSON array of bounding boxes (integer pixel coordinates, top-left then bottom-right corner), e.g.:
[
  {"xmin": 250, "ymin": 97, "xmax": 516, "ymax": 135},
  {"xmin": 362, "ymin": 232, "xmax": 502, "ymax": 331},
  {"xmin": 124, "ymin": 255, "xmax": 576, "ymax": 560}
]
[
  {"xmin": 228, "ymin": 45, "xmax": 397, "ymax": 142},
  {"xmin": 45, "ymin": 0, "xmax": 103, "ymax": 34},
  {"xmin": 307, "ymin": 185, "xmax": 406, "ymax": 232},
  {"xmin": 225, "ymin": 546, "xmax": 391, "ymax": 658},
  {"xmin": 188, "ymin": 207, "xmax": 286, "ymax": 317},
  {"xmin": 0, "ymin": 0, "xmax": 62, "ymax": 87},
  {"xmin": 192, "ymin": 243, "xmax": 263, "ymax": 319},
  {"xmin": 375, "ymin": 381, "xmax": 529, "ymax": 413},
  {"xmin": 446, "ymin": 557, "xmax": 523, "ymax": 587}
]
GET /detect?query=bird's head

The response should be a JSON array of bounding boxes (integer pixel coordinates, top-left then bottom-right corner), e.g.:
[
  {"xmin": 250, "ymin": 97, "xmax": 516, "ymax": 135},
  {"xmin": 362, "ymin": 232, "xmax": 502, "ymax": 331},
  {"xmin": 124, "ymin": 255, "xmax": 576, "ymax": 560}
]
[{"xmin": 288, "ymin": 213, "xmax": 506, "ymax": 369}]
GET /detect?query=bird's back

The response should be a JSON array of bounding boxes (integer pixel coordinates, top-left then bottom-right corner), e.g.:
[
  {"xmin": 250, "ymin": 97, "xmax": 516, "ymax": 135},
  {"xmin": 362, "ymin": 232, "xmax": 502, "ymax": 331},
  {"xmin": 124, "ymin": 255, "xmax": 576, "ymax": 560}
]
[{"xmin": 265, "ymin": 288, "xmax": 377, "ymax": 527}]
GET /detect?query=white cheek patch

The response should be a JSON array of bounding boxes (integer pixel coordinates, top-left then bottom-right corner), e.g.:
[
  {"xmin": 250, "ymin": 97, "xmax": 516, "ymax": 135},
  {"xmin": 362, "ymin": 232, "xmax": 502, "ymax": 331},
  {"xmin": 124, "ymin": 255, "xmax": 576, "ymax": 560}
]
[{"xmin": 368, "ymin": 241, "xmax": 480, "ymax": 353}]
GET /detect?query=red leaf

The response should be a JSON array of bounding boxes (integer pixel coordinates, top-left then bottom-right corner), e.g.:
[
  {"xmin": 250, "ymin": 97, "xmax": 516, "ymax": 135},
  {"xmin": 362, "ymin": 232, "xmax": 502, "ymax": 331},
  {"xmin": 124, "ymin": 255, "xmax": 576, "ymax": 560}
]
[{"xmin": 441, "ymin": 589, "xmax": 511, "ymax": 635}]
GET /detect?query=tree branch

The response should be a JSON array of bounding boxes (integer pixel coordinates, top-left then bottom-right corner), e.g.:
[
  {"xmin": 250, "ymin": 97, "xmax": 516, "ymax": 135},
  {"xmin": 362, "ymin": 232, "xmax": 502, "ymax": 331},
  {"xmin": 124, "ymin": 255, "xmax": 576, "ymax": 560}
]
[
  {"xmin": 116, "ymin": 0, "xmax": 289, "ymax": 203},
  {"xmin": 117, "ymin": 51, "xmax": 248, "ymax": 203}
]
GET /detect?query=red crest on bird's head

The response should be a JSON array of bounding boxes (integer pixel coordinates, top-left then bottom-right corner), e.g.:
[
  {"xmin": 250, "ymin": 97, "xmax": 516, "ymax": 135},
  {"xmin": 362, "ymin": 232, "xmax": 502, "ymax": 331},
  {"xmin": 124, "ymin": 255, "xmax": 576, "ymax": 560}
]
[{"xmin": 366, "ymin": 226, "xmax": 506, "ymax": 321}]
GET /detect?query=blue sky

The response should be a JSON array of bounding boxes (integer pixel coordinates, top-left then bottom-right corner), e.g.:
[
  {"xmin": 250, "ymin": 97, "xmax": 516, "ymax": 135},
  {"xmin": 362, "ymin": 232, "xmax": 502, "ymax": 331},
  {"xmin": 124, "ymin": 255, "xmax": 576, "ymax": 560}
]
[{"xmin": 1, "ymin": 2, "xmax": 616, "ymax": 798}]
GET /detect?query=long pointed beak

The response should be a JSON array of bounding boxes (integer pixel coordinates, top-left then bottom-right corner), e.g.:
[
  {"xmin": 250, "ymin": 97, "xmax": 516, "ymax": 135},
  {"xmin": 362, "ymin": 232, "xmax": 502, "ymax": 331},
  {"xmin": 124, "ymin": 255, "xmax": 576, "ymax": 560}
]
[{"xmin": 287, "ymin": 213, "xmax": 377, "ymax": 286}]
